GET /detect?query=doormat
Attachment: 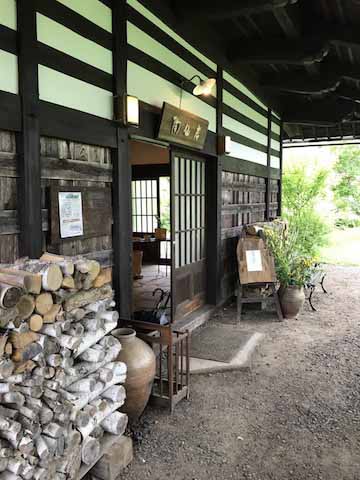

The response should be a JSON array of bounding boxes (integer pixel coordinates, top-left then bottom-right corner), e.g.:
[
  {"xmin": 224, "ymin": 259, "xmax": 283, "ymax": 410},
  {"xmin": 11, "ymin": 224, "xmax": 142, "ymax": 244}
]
[{"xmin": 190, "ymin": 323, "xmax": 253, "ymax": 363}]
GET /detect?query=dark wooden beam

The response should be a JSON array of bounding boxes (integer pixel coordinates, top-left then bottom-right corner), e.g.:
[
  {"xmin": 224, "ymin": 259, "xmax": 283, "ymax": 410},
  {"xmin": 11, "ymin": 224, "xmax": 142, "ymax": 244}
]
[
  {"xmin": 278, "ymin": 121, "xmax": 283, "ymax": 216},
  {"xmin": 261, "ymin": 73, "xmax": 340, "ymax": 94},
  {"xmin": 175, "ymin": 0, "xmax": 299, "ymax": 20},
  {"xmin": 282, "ymin": 98, "xmax": 354, "ymax": 125},
  {"xmin": 112, "ymin": 0, "xmax": 132, "ymax": 321},
  {"xmin": 336, "ymin": 85, "xmax": 360, "ymax": 103},
  {"xmin": 273, "ymin": 3, "xmax": 320, "ymax": 75},
  {"xmin": 228, "ymin": 38, "xmax": 330, "ymax": 64},
  {"xmin": 17, "ymin": 0, "xmax": 43, "ymax": 258},
  {"xmin": 265, "ymin": 109, "xmax": 272, "ymax": 220}
]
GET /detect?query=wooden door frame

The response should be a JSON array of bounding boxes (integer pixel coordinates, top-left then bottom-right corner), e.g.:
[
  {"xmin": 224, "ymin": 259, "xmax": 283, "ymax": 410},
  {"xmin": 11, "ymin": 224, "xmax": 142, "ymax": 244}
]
[{"xmin": 170, "ymin": 146, "xmax": 213, "ymax": 322}]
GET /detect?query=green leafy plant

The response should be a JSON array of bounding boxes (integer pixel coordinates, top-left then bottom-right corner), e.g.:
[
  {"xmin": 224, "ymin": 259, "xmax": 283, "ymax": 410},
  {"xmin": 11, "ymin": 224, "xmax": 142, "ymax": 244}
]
[
  {"xmin": 264, "ymin": 226, "xmax": 316, "ymax": 287},
  {"xmin": 335, "ymin": 217, "xmax": 360, "ymax": 229},
  {"xmin": 332, "ymin": 146, "xmax": 360, "ymax": 217},
  {"xmin": 282, "ymin": 166, "xmax": 330, "ymax": 257}
]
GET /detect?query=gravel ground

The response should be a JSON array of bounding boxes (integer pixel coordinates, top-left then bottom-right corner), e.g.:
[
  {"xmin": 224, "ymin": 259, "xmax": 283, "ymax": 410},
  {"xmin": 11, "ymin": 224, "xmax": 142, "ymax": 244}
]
[{"xmin": 122, "ymin": 265, "xmax": 360, "ymax": 480}]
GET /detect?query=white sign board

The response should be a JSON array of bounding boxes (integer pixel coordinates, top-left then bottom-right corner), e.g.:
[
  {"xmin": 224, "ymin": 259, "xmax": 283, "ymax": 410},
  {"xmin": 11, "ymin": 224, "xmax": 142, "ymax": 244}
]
[
  {"xmin": 58, "ymin": 192, "xmax": 84, "ymax": 238},
  {"xmin": 246, "ymin": 250, "xmax": 263, "ymax": 272}
]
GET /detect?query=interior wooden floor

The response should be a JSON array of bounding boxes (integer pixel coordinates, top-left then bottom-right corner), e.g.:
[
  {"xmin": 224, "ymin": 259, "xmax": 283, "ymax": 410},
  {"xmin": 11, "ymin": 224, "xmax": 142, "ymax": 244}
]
[{"xmin": 133, "ymin": 264, "xmax": 171, "ymax": 313}]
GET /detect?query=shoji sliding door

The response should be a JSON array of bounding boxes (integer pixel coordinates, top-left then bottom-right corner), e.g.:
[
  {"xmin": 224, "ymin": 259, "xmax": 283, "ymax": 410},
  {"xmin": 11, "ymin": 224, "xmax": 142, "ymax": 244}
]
[{"xmin": 171, "ymin": 151, "xmax": 206, "ymax": 321}]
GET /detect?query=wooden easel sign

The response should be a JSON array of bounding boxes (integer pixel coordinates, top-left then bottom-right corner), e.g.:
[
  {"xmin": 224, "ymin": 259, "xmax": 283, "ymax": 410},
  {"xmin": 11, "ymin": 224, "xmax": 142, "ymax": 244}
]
[{"xmin": 236, "ymin": 235, "xmax": 276, "ymax": 285}]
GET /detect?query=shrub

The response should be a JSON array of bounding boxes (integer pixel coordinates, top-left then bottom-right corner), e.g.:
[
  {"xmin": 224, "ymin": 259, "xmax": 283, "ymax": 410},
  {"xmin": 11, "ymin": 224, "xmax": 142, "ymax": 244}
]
[{"xmin": 282, "ymin": 166, "xmax": 329, "ymax": 257}]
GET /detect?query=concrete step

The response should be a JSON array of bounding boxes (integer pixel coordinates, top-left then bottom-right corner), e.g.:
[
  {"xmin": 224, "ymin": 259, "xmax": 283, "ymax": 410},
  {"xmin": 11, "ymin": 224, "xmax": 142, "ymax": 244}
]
[
  {"xmin": 189, "ymin": 331, "xmax": 263, "ymax": 375},
  {"xmin": 175, "ymin": 304, "xmax": 215, "ymax": 333}
]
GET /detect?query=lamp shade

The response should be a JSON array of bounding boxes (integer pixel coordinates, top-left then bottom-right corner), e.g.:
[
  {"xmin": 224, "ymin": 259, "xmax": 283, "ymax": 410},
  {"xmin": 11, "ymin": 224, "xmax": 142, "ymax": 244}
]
[
  {"xmin": 193, "ymin": 78, "xmax": 216, "ymax": 96},
  {"xmin": 127, "ymin": 95, "xmax": 139, "ymax": 127}
]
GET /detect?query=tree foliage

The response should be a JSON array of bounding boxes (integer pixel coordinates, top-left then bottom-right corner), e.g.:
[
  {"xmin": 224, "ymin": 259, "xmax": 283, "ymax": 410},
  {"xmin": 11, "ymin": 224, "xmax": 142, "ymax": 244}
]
[
  {"xmin": 332, "ymin": 146, "xmax": 360, "ymax": 216},
  {"xmin": 282, "ymin": 166, "xmax": 329, "ymax": 258}
]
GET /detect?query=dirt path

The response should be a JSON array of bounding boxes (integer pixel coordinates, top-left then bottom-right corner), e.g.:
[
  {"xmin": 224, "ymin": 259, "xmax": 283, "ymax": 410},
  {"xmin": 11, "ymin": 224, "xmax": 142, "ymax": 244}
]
[{"xmin": 122, "ymin": 266, "xmax": 360, "ymax": 480}]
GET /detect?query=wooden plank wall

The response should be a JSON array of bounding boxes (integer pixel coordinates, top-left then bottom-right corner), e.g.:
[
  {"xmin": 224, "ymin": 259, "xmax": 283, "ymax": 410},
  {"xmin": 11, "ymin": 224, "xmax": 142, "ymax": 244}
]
[
  {"xmin": 40, "ymin": 136, "xmax": 113, "ymax": 258},
  {"xmin": 220, "ymin": 170, "xmax": 279, "ymax": 301},
  {"xmin": 0, "ymin": 130, "xmax": 113, "ymax": 264},
  {"xmin": 0, "ymin": 129, "xmax": 19, "ymax": 263}
]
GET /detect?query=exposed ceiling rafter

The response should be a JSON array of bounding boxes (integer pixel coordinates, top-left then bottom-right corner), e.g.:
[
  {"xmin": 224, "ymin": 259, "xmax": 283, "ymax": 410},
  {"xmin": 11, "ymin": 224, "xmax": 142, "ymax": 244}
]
[
  {"xmin": 172, "ymin": 0, "xmax": 299, "ymax": 21},
  {"xmin": 228, "ymin": 39, "xmax": 330, "ymax": 64}
]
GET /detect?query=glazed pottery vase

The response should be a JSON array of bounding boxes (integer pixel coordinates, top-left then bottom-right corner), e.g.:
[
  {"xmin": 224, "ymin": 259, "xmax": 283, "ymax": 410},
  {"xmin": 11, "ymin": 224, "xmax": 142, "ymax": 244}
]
[
  {"xmin": 279, "ymin": 285, "xmax": 305, "ymax": 319},
  {"xmin": 112, "ymin": 328, "xmax": 156, "ymax": 422}
]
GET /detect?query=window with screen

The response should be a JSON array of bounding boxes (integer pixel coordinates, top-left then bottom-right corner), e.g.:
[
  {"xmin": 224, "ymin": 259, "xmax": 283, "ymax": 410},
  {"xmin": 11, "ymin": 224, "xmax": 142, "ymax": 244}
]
[
  {"xmin": 132, "ymin": 180, "xmax": 158, "ymax": 233},
  {"xmin": 174, "ymin": 156, "xmax": 205, "ymax": 268}
]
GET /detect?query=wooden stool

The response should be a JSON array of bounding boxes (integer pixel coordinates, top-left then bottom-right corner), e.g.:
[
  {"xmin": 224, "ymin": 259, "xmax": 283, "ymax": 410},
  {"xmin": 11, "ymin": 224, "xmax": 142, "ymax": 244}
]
[{"xmin": 237, "ymin": 282, "xmax": 283, "ymax": 322}]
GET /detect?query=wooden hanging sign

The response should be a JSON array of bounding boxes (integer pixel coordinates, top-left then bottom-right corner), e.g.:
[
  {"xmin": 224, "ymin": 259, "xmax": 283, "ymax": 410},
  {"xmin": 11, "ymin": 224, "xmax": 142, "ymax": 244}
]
[{"xmin": 158, "ymin": 102, "xmax": 209, "ymax": 150}]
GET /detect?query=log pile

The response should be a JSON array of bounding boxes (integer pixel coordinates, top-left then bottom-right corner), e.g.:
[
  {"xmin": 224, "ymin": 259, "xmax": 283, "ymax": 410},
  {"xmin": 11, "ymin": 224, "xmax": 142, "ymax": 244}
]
[{"xmin": 0, "ymin": 253, "xmax": 128, "ymax": 479}]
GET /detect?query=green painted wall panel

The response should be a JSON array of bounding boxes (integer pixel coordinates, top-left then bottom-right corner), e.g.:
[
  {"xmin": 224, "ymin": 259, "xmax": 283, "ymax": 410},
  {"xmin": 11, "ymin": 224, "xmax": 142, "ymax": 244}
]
[
  {"xmin": 127, "ymin": 0, "xmax": 216, "ymax": 72},
  {"xmin": 223, "ymin": 113, "xmax": 268, "ymax": 147},
  {"xmin": 37, "ymin": 14, "xmax": 113, "ymax": 74},
  {"xmin": 0, "ymin": 49, "xmax": 18, "ymax": 94},
  {"xmin": 271, "ymin": 137, "xmax": 280, "ymax": 152},
  {"xmin": 224, "ymin": 71, "xmax": 267, "ymax": 111},
  {"xmin": 0, "ymin": 0, "xmax": 16, "ymax": 30},
  {"xmin": 38, "ymin": 65, "xmax": 113, "ymax": 119},
  {"xmin": 272, "ymin": 123, "xmax": 281, "ymax": 137},
  {"xmin": 56, "ymin": 0, "xmax": 112, "ymax": 32},
  {"xmin": 271, "ymin": 156, "xmax": 280, "ymax": 169},
  {"xmin": 127, "ymin": 61, "xmax": 216, "ymax": 132},
  {"xmin": 128, "ymin": 22, "xmax": 216, "ymax": 97},
  {"xmin": 227, "ymin": 140, "xmax": 267, "ymax": 166},
  {"xmin": 223, "ymin": 89, "xmax": 267, "ymax": 129}
]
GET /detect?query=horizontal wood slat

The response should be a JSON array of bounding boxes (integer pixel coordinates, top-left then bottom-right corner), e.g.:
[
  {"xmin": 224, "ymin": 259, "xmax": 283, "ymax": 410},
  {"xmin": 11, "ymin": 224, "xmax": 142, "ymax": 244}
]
[
  {"xmin": 35, "ymin": 0, "xmax": 113, "ymax": 50},
  {"xmin": 37, "ymin": 43, "xmax": 113, "ymax": 92},
  {"xmin": 128, "ymin": 45, "xmax": 217, "ymax": 109},
  {"xmin": 127, "ymin": 5, "xmax": 216, "ymax": 78},
  {"xmin": 0, "ymin": 24, "xmax": 17, "ymax": 54},
  {"xmin": 39, "ymin": 101, "xmax": 117, "ymax": 148},
  {"xmin": 0, "ymin": 91, "xmax": 21, "ymax": 132}
]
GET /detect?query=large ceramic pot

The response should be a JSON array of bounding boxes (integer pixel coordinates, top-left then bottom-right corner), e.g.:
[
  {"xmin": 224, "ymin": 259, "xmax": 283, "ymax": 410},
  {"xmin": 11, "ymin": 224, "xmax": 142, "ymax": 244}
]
[
  {"xmin": 279, "ymin": 285, "xmax": 305, "ymax": 319},
  {"xmin": 112, "ymin": 328, "xmax": 156, "ymax": 422}
]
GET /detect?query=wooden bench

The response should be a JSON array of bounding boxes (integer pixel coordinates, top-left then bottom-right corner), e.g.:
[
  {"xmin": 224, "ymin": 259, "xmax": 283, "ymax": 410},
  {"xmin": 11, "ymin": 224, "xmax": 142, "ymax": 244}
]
[{"xmin": 305, "ymin": 265, "xmax": 327, "ymax": 311}]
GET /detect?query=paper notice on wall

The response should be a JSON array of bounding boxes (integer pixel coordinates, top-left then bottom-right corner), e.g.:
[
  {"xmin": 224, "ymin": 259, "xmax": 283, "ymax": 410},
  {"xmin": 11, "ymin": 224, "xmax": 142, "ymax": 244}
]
[
  {"xmin": 59, "ymin": 192, "xmax": 84, "ymax": 238},
  {"xmin": 246, "ymin": 249, "xmax": 263, "ymax": 272}
]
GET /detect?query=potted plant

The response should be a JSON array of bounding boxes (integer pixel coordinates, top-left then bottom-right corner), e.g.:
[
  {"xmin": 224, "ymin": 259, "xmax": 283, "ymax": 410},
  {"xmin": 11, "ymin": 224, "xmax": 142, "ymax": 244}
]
[
  {"xmin": 264, "ymin": 226, "xmax": 315, "ymax": 318},
  {"xmin": 154, "ymin": 215, "xmax": 167, "ymax": 241}
]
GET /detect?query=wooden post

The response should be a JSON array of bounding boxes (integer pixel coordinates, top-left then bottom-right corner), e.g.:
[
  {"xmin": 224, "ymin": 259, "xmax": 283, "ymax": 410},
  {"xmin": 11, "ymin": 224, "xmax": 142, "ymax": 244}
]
[
  {"xmin": 265, "ymin": 108, "xmax": 272, "ymax": 221},
  {"xmin": 17, "ymin": 0, "xmax": 43, "ymax": 258},
  {"xmin": 278, "ymin": 120, "xmax": 283, "ymax": 217},
  {"xmin": 111, "ymin": 0, "xmax": 132, "ymax": 321},
  {"xmin": 206, "ymin": 66, "xmax": 223, "ymax": 305}
]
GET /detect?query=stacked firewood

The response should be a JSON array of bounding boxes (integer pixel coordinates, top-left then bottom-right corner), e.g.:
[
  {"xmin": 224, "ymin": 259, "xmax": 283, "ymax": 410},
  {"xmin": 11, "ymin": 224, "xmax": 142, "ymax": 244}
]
[{"xmin": 0, "ymin": 253, "xmax": 127, "ymax": 479}]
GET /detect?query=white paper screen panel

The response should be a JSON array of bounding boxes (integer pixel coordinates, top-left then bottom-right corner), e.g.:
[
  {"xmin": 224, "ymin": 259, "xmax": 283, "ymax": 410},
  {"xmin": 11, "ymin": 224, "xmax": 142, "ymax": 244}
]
[
  {"xmin": 0, "ymin": 0, "xmax": 16, "ymax": 30},
  {"xmin": 271, "ymin": 137, "xmax": 281, "ymax": 152},
  {"xmin": 127, "ymin": 22, "xmax": 215, "ymax": 96},
  {"xmin": 227, "ymin": 140, "xmax": 267, "ymax": 165},
  {"xmin": 128, "ymin": 61, "xmax": 216, "ymax": 132},
  {"xmin": 127, "ymin": 0, "xmax": 216, "ymax": 71},
  {"xmin": 271, "ymin": 156, "xmax": 280, "ymax": 169},
  {"xmin": 56, "ymin": 0, "xmax": 112, "ymax": 33},
  {"xmin": 272, "ymin": 122, "xmax": 281, "ymax": 136},
  {"xmin": 223, "ymin": 90, "xmax": 267, "ymax": 129},
  {"xmin": 223, "ymin": 114, "xmax": 268, "ymax": 147},
  {"xmin": 37, "ymin": 14, "xmax": 113, "ymax": 74},
  {"xmin": 38, "ymin": 65, "xmax": 113, "ymax": 119},
  {"xmin": 0, "ymin": 50, "xmax": 18, "ymax": 94}
]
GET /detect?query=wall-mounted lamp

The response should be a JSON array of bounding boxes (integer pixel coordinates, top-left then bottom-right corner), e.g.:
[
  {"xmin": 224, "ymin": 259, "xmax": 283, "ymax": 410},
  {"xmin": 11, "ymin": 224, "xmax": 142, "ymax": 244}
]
[
  {"xmin": 179, "ymin": 75, "xmax": 216, "ymax": 109},
  {"xmin": 218, "ymin": 135, "xmax": 232, "ymax": 155},
  {"xmin": 114, "ymin": 94, "xmax": 140, "ymax": 128}
]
